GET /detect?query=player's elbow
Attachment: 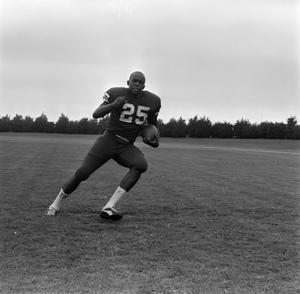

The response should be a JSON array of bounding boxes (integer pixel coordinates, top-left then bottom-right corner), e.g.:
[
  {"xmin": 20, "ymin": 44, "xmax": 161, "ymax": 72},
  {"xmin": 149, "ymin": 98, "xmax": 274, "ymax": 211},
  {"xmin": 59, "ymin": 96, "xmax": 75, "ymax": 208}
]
[
  {"xmin": 93, "ymin": 108, "xmax": 104, "ymax": 119},
  {"xmin": 93, "ymin": 104, "xmax": 111, "ymax": 119}
]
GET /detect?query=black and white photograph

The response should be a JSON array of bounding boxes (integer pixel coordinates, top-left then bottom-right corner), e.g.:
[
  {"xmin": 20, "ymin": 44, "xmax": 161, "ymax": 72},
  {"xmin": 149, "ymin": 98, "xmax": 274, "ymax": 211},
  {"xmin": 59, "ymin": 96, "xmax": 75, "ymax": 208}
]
[{"xmin": 1, "ymin": 0, "xmax": 299, "ymax": 293}]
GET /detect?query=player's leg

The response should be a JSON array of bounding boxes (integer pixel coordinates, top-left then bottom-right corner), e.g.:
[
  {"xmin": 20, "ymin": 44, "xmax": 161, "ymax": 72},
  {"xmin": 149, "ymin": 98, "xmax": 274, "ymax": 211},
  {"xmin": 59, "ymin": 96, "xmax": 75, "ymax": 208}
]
[
  {"xmin": 101, "ymin": 145, "xmax": 148, "ymax": 214},
  {"xmin": 117, "ymin": 145, "xmax": 148, "ymax": 191},
  {"xmin": 46, "ymin": 188, "xmax": 68, "ymax": 215},
  {"xmin": 47, "ymin": 153, "xmax": 109, "ymax": 215},
  {"xmin": 47, "ymin": 135, "xmax": 113, "ymax": 215}
]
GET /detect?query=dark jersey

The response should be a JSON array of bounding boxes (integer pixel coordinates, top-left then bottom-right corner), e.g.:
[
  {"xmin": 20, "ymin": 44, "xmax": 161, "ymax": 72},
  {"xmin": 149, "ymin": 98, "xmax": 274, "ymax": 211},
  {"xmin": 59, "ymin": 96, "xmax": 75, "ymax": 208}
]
[{"xmin": 102, "ymin": 87, "xmax": 161, "ymax": 142}]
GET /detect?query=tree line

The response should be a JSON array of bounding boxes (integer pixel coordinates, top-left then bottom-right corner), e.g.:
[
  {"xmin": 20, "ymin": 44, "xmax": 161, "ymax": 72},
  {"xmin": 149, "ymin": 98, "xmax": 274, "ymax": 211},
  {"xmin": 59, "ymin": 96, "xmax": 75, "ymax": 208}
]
[{"xmin": 0, "ymin": 113, "xmax": 299, "ymax": 139}]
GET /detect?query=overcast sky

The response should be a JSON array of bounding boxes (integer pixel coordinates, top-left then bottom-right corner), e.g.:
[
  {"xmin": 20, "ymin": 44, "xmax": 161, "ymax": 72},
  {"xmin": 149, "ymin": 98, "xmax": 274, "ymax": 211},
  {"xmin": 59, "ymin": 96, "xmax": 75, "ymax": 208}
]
[{"xmin": 0, "ymin": 0, "xmax": 299, "ymax": 123}]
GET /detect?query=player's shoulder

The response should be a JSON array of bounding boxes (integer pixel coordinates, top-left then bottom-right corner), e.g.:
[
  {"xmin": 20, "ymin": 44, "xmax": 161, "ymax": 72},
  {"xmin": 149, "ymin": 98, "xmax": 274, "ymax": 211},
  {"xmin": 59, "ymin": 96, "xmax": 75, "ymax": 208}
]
[
  {"xmin": 103, "ymin": 87, "xmax": 127, "ymax": 103},
  {"xmin": 106, "ymin": 87, "xmax": 128, "ymax": 96},
  {"xmin": 143, "ymin": 90, "xmax": 161, "ymax": 103}
]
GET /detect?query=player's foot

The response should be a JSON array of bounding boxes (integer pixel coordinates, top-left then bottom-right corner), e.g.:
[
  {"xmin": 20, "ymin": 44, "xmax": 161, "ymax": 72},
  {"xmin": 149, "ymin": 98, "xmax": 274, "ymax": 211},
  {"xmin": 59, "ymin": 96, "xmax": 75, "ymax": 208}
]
[
  {"xmin": 100, "ymin": 207, "xmax": 123, "ymax": 220},
  {"xmin": 46, "ymin": 206, "xmax": 59, "ymax": 216}
]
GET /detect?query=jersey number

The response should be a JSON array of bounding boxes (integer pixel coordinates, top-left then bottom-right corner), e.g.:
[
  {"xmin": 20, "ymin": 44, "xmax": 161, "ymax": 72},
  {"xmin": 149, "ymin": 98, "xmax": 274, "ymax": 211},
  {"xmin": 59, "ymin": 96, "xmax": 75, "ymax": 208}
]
[{"xmin": 119, "ymin": 103, "xmax": 150, "ymax": 125}]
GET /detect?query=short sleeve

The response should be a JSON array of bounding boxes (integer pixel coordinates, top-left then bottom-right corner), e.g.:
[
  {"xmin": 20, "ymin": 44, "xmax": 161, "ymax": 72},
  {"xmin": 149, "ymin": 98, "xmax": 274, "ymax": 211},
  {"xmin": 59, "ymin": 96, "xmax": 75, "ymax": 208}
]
[
  {"xmin": 148, "ymin": 98, "xmax": 161, "ymax": 125},
  {"xmin": 102, "ymin": 89, "xmax": 116, "ymax": 104}
]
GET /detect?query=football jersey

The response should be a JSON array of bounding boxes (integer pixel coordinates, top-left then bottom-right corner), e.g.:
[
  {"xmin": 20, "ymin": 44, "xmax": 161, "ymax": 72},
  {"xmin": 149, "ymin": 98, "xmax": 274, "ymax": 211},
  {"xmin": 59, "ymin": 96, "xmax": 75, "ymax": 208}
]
[{"xmin": 102, "ymin": 87, "xmax": 161, "ymax": 142}]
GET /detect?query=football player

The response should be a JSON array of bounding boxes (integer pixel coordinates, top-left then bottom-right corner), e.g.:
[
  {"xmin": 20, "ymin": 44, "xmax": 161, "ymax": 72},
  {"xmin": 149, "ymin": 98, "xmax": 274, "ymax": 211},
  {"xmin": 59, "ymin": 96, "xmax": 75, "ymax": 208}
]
[{"xmin": 47, "ymin": 71, "xmax": 161, "ymax": 220}]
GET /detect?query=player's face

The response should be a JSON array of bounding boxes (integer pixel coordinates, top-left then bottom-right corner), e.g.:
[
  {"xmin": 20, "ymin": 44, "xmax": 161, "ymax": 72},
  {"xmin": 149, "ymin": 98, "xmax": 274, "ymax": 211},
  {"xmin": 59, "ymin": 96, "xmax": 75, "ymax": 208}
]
[{"xmin": 127, "ymin": 76, "xmax": 145, "ymax": 95}]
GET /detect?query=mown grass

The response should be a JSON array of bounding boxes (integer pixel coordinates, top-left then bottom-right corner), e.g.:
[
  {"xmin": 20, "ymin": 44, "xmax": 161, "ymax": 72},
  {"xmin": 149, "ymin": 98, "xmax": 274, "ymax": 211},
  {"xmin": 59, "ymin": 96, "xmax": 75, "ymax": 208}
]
[{"xmin": 0, "ymin": 133, "xmax": 299, "ymax": 294}]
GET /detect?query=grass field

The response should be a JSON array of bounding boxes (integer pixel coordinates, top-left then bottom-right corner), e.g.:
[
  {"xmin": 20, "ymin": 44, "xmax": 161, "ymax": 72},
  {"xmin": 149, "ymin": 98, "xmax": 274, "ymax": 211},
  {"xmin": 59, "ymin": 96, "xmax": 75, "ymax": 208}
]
[{"xmin": 0, "ymin": 133, "xmax": 299, "ymax": 294}]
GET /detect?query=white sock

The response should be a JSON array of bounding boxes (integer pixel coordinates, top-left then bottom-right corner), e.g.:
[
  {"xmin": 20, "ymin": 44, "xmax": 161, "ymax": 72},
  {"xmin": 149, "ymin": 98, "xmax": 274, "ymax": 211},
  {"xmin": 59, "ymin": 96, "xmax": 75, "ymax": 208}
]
[
  {"xmin": 103, "ymin": 186, "xmax": 127, "ymax": 210},
  {"xmin": 49, "ymin": 189, "xmax": 68, "ymax": 210}
]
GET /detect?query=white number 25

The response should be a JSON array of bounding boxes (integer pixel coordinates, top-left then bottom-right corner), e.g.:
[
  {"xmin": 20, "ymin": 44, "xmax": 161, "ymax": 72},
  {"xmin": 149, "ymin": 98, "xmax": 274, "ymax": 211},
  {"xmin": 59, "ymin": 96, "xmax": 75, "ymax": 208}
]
[{"xmin": 119, "ymin": 103, "xmax": 150, "ymax": 125}]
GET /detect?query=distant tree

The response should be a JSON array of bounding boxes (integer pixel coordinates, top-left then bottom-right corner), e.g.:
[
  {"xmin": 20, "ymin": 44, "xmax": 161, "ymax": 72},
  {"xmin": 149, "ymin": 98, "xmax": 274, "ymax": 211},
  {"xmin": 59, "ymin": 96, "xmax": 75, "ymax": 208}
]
[
  {"xmin": 286, "ymin": 116, "xmax": 298, "ymax": 139},
  {"xmin": 33, "ymin": 113, "xmax": 49, "ymax": 133},
  {"xmin": 46, "ymin": 121, "xmax": 55, "ymax": 133},
  {"xmin": 256, "ymin": 121, "xmax": 270, "ymax": 139},
  {"xmin": 1, "ymin": 112, "xmax": 299, "ymax": 139},
  {"xmin": 175, "ymin": 117, "xmax": 188, "ymax": 137},
  {"xmin": 166, "ymin": 118, "xmax": 177, "ymax": 137},
  {"xmin": 163, "ymin": 117, "xmax": 187, "ymax": 137},
  {"xmin": 256, "ymin": 121, "xmax": 285, "ymax": 139},
  {"xmin": 87, "ymin": 119, "xmax": 99, "ymax": 134},
  {"xmin": 23, "ymin": 116, "xmax": 34, "ymax": 132},
  {"xmin": 187, "ymin": 116, "xmax": 198, "ymax": 138},
  {"xmin": 0, "ymin": 115, "xmax": 11, "ymax": 132},
  {"xmin": 187, "ymin": 116, "xmax": 212, "ymax": 138},
  {"xmin": 234, "ymin": 119, "xmax": 257, "ymax": 138},
  {"xmin": 66, "ymin": 121, "xmax": 79, "ymax": 134},
  {"xmin": 78, "ymin": 118, "xmax": 90, "ymax": 134},
  {"xmin": 55, "ymin": 114, "xmax": 69, "ymax": 133},
  {"xmin": 157, "ymin": 119, "xmax": 167, "ymax": 137},
  {"xmin": 294, "ymin": 126, "xmax": 300, "ymax": 139},
  {"xmin": 211, "ymin": 122, "xmax": 233, "ymax": 138},
  {"xmin": 271, "ymin": 123, "xmax": 286, "ymax": 139},
  {"xmin": 11, "ymin": 114, "xmax": 23, "ymax": 132}
]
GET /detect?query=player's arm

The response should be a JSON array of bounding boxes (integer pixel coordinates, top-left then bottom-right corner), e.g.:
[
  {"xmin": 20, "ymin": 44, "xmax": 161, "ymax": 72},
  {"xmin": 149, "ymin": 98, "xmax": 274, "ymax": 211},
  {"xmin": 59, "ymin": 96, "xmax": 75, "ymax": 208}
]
[
  {"xmin": 143, "ymin": 132, "xmax": 159, "ymax": 148},
  {"xmin": 143, "ymin": 122, "xmax": 160, "ymax": 148},
  {"xmin": 147, "ymin": 111, "xmax": 159, "ymax": 126},
  {"xmin": 93, "ymin": 96, "xmax": 127, "ymax": 119},
  {"xmin": 147, "ymin": 100, "xmax": 161, "ymax": 126}
]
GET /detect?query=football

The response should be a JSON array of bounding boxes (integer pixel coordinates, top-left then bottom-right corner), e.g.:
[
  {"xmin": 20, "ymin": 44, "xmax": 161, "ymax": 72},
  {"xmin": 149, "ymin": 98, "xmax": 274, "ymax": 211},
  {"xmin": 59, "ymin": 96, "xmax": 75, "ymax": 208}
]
[{"xmin": 141, "ymin": 124, "xmax": 160, "ymax": 141}]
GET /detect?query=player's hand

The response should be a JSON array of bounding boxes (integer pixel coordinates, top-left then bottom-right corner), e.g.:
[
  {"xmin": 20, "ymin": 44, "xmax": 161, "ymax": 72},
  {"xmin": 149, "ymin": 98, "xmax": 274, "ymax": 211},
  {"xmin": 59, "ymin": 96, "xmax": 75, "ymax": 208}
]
[
  {"xmin": 143, "ymin": 137, "xmax": 159, "ymax": 148},
  {"xmin": 112, "ymin": 96, "xmax": 127, "ymax": 109}
]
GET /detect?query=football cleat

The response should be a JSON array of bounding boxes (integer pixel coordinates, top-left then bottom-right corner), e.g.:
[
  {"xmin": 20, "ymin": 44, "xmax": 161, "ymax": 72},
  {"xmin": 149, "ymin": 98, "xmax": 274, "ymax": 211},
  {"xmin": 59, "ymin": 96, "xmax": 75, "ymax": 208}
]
[
  {"xmin": 99, "ymin": 207, "xmax": 123, "ymax": 220},
  {"xmin": 46, "ymin": 206, "xmax": 59, "ymax": 216}
]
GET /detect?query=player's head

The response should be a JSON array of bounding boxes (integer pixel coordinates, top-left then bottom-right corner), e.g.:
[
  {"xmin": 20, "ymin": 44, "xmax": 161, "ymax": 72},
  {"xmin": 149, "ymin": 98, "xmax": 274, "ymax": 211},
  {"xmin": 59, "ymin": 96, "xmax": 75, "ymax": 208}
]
[{"xmin": 127, "ymin": 71, "xmax": 145, "ymax": 95}]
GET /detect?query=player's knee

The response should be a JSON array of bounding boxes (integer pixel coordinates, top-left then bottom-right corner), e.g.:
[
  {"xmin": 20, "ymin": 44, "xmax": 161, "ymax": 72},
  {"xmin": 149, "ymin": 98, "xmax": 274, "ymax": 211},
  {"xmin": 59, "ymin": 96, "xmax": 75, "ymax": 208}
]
[{"xmin": 135, "ymin": 160, "xmax": 148, "ymax": 173}]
